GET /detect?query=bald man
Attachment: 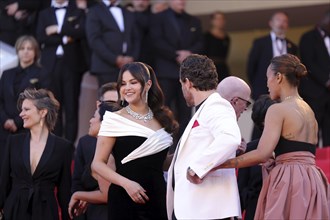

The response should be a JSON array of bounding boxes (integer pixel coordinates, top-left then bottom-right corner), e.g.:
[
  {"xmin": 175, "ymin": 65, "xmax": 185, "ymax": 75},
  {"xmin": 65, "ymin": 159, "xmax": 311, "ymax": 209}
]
[
  {"xmin": 217, "ymin": 76, "xmax": 251, "ymax": 120},
  {"xmin": 217, "ymin": 76, "xmax": 251, "ymax": 155}
]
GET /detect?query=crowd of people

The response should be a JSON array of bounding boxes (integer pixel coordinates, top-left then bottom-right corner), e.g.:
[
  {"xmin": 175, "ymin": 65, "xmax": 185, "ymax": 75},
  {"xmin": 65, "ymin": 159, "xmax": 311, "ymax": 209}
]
[{"xmin": 0, "ymin": 0, "xmax": 329, "ymax": 219}]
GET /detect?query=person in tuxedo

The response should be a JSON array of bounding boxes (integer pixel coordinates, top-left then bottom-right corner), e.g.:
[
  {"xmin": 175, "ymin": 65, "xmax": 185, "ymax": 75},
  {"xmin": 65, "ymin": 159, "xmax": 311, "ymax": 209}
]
[
  {"xmin": 237, "ymin": 94, "xmax": 276, "ymax": 220},
  {"xmin": 125, "ymin": 0, "xmax": 155, "ymax": 66},
  {"xmin": 69, "ymin": 83, "xmax": 118, "ymax": 220},
  {"xmin": 86, "ymin": 0, "xmax": 141, "ymax": 87},
  {"xmin": 299, "ymin": 10, "xmax": 330, "ymax": 147},
  {"xmin": 247, "ymin": 11, "xmax": 298, "ymax": 101},
  {"xmin": 204, "ymin": 11, "xmax": 231, "ymax": 82},
  {"xmin": 0, "ymin": 0, "xmax": 42, "ymax": 46},
  {"xmin": 247, "ymin": 11, "xmax": 298, "ymax": 140},
  {"xmin": 36, "ymin": 0, "xmax": 86, "ymax": 143},
  {"xmin": 167, "ymin": 54, "xmax": 241, "ymax": 220},
  {"xmin": 0, "ymin": 35, "xmax": 42, "ymax": 174},
  {"xmin": 150, "ymin": 0, "xmax": 204, "ymax": 144},
  {"xmin": 0, "ymin": 88, "xmax": 73, "ymax": 220}
]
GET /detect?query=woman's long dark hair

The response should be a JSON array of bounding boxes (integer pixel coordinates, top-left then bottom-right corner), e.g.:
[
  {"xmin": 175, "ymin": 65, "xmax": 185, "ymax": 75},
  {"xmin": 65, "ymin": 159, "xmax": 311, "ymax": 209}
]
[{"xmin": 117, "ymin": 62, "xmax": 178, "ymax": 134}]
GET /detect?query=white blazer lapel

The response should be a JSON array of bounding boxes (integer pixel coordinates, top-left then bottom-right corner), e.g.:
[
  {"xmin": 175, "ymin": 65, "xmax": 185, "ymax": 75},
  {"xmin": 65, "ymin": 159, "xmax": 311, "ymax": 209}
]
[{"xmin": 177, "ymin": 102, "xmax": 206, "ymax": 157}]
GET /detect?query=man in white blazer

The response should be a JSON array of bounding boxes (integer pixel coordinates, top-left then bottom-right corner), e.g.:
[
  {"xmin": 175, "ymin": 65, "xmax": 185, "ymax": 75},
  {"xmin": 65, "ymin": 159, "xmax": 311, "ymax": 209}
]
[{"xmin": 167, "ymin": 54, "xmax": 242, "ymax": 220}]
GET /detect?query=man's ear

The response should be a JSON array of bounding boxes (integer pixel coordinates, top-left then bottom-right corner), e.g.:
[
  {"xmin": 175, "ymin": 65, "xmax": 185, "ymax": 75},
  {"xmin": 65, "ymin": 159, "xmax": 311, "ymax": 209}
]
[{"xmin": 186, "ymin": 78, "xmax": 193, "ymax": 88}]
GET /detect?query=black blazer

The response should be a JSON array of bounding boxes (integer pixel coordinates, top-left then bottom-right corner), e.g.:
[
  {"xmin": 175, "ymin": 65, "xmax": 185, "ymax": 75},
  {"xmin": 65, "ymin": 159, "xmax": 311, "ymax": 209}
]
[
  {"xmin": 0, "ymin": 64, "xmax": 41, "ymax": 138},
  {"xmin": 72, "ymin": 135, "xmax": 97, "ymax": 193},
  {"xmin": 299, "ymin": 28, "xmax": 330, "ymax": 98},
  {"xmin": 0, "ymin": 0, "xmax": 42, "ymax": 45},
  {"xmin": 36, "ymin": 4, "xmax": 86, "ymax": 74},
  {"xmin": 237, "ymin": 139, "xmax": 262, "ymax": 220},
  {"xmin": 72, "ymin": 134, "xmax": 108, "ymax": 220},
  {"xmin": 247, "ymin": 34, "xmax": 298, "ymax": 100},
  {"xmin": 86, "ymin": 3, "xmax": 140, "ymax": 75},
  {"xmin": 150, "ymin": 8, "xmax": 203, "ymax": 79},
  {"xmin": 0, "ymin": 132, "xmax": 73, "ymax": 220}
]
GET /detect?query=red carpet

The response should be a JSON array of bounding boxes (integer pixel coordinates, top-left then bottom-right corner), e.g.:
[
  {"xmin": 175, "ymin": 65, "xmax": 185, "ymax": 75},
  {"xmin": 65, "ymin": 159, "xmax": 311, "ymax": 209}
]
[{"xmin": 315, "ymin": 147, "xmax": 330, "ymax": 181}]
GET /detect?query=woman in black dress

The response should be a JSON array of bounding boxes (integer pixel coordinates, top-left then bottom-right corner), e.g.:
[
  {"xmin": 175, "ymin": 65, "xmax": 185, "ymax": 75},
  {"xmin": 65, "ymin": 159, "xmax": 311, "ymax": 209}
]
[
  {"xmin": 0, "ymin": 35, "xmax": 42, "ymax": 171},
  {"xmin": 204, "ymin": 11, "xmax": 231, "ymax": 82},
  {"xmin": 92, "ymin": 62, "xmax": 178, "ymax": 220},
  {"xmin": 0, "ymin": 88, "xmax": 73, "ymax": 220}
]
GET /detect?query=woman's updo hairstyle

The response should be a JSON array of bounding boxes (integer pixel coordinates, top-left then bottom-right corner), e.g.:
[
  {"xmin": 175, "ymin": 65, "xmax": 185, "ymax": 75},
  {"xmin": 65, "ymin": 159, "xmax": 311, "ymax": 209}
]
[{"xmin": 270, "ymin": 54, "xmax": 307, "ymax": 87}]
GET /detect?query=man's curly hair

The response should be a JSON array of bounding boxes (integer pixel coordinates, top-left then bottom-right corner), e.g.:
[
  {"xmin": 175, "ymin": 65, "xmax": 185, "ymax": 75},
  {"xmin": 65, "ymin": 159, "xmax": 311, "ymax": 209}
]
[{"xmin": 179, "ymin": 54, "xmax": 218, "ymax": 91}]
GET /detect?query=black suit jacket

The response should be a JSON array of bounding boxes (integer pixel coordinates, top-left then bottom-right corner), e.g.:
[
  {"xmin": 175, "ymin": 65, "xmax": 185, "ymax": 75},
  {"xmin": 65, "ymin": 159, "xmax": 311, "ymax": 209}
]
[
  {"xmin": 0, "ymin": 64, "xmax": 41, "ymax": 138},
  {"xmin": 36, "ymin": 4, "xmax": 86, "ymax": 74},
  {"xmin": 72, "ymin": 134, "xmax": 97, "ymax": 193},
  {"xmin": 237, "ymin": 139, "xmax": 262, "ymax": 220},
  {"xmin": 299, "ymin": 28, "xmax": 330, "ymax": 98},
  {"xmin": 86, "ymin": 3, "xmax": 140, "ymax": 75},
  {"xmin": 0, "ymin": 0, "xmax": 42, "ymax": 45},
  {"xmin": 72, "ymin": 134, "xmax": 108, "ymax": 220},
  {"xmin": 150, "ymin": 8, "xmax": 203, "ymax": 79},
  {"xmin": 247, "ymin": 34, "xmax": 298, "ymax": 100},
  {"xmin": 0, "ymin": 132, "xmax": 73, "ymax": 220}
]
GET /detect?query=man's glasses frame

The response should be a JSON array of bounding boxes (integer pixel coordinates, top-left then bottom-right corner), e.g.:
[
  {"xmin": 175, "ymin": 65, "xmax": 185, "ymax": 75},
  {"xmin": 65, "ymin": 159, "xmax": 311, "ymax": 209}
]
[{"xmin": 236, "ymin": 97, "xmax": 251, "ymax": 107}]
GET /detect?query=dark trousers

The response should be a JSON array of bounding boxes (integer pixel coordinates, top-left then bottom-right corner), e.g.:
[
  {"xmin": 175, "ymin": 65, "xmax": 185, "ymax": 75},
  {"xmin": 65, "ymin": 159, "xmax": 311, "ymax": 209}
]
[
  {"xmin": 46, "ymin": 57, "xmax": 79, "ymax": 143},
  {"xmin": 304, "ymin": 94, "xmax": 330, "ymax": 146}
]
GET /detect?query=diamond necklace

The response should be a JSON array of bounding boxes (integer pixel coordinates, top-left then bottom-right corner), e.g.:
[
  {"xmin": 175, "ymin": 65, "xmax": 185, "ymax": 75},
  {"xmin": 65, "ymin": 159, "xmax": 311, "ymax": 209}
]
[
  {"xmin": 283, "ymin": 95, "xmax": 303, "ymax": 101},
  {"xmin": 125, "ymin": 105, "xmax": 153, "ymax": 122}
]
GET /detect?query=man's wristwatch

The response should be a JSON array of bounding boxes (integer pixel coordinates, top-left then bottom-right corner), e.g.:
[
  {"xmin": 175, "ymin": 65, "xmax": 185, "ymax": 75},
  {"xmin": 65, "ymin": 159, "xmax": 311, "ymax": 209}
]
[{"xmin": 187, "ymin": 167, "xmax": 196, "ymax": 176}]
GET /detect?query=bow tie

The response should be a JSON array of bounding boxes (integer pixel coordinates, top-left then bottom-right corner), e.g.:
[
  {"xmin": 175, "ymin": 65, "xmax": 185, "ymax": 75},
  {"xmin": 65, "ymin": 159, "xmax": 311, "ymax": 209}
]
[
  {"xmin": 107, "ymin": 3, "xmax": 119, "ymax": 8},
  {"xmin": 53, "ymin": 6, "xmax": 67, "ymax": 10},
  {"xmin": 276, "ymin": 37, "xmax": 285, "ymax": 42},
  {"xmin": 321, "ymin": 31, "xmax": 330, "ymax": 38}
]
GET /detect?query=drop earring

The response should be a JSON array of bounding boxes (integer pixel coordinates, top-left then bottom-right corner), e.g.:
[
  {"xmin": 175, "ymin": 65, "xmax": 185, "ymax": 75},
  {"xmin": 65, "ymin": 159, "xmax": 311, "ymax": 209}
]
[{"xmin": 145, "ymin": 91, "xmax": 148, "ymax": 104}]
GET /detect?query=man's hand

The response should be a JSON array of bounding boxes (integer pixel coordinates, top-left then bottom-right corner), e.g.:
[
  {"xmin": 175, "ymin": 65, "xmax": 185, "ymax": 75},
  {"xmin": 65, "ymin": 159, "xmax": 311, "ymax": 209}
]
[
  {"xmin": 236, "ymin": 138, "xmax": 247, "ymax": 156},
  {"xmin": 46, "ymin": 25, "xmax": 59, "ymax": 36},
  {"xmin": 4, "ymin": 119, "xmax": 17, "ymax": 132},
  {"xmin": 176, "ymin": 50, "xmax": 191, "ymax": 64},
  {"xmin": 186, "ymin": 167, "xmax": 203, "ymax": 184},
  {"xmin": 116, "ymin": 56, "xmax": 133, "ymax": 68},
  {"xmin": 5, "ymin": 2, "xmax": 18, "ymax": 16},
  {"xmin": 14, "ymin": 10, "xmax": 28, "ymax": 20},
  {"xmin": 326, "ymin": 79, "xmax": 330, "ymax": 91}
]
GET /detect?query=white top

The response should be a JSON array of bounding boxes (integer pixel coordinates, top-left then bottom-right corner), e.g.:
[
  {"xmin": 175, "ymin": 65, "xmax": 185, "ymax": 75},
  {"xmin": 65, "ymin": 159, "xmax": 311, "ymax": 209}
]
[
  {"xmin": 319, "ymin": 29, "xmax": 330, "ymax": 57},
  {"xmin": 98, "ymin": 111, "xmax": 173, "ymax": 164},
  {"xmin": 271, "ymin": 31, "xmax": 287, "ymax": 57},
  {"xmin": 53, "ymin": 1, "xmax": 69, "ymax": 55},
  {"xmin": 102, "ymin": 0, "xmax": 127, "ymax": 54}
]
